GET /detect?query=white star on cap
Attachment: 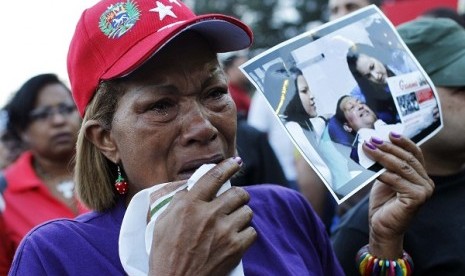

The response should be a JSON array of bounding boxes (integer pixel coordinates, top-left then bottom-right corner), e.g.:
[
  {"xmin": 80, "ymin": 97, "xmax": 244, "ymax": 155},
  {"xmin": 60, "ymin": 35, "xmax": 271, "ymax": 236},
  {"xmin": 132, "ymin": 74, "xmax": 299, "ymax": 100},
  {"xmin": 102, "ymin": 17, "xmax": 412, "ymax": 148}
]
[
  {"xmin": 150, "ymin": 1, "xmax": 177, "ymax": 20},
  {"xmin": 169, "ymin": 0, "xmax": 181, "ymax": 7}
]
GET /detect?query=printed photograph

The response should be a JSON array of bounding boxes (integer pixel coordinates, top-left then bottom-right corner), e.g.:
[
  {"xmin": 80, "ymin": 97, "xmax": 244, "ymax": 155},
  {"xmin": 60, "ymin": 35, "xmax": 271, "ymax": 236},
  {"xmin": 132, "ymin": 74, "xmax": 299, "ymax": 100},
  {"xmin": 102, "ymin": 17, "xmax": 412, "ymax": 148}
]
[{"xmin": 240, "ymin": 6, "xmax": 442, "ymax": 203}]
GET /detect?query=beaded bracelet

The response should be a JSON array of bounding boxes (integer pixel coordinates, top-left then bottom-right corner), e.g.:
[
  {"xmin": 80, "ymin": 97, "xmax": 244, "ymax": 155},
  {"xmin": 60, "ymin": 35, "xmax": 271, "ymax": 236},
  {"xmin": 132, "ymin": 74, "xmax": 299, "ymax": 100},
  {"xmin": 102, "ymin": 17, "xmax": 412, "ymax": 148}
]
[{"xmin": 355, "ymin": 244, "xmax": 414, "ymax": 276}]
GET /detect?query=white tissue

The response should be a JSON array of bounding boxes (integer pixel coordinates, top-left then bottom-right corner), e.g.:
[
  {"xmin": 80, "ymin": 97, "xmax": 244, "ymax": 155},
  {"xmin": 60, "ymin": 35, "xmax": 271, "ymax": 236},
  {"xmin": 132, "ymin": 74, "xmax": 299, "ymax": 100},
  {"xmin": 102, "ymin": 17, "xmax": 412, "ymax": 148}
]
[{"xmin": 119, "ymin": 164, "xmax": 244, "ymax": 276}]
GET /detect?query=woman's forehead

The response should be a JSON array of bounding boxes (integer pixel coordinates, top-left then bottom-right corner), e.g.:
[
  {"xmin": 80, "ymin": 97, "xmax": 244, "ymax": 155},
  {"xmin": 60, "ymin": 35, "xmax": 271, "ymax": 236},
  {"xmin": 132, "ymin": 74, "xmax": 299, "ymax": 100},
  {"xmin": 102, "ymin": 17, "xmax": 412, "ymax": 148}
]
[
  {"xmin": 125, "ymin": 58, "xmax": 224, "ymax": 90},
  {"xmin": 129, "ymin": 36, "xmax": 220, "ymax": 80}
]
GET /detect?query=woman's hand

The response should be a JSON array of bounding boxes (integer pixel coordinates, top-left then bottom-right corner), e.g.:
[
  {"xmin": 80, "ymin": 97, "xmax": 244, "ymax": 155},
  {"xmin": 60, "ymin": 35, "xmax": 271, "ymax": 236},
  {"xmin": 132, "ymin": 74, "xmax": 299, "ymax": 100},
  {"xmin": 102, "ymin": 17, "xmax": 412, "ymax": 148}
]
[
  {"xmin": 149, "ymin": 157, "xmax": 257, "ymax": 276},
  {"xmin": 362, "ymin": 133, "xmax": 434, "ymax": 258}
]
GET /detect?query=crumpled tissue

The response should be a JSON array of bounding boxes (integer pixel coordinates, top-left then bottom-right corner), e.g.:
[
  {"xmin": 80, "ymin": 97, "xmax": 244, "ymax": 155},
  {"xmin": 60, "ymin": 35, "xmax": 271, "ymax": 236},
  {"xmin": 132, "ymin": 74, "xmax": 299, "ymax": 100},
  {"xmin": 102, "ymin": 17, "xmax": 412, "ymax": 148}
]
[{"xmin": 119, "ymin": 164, "xmax": 244, "ymax": 276}]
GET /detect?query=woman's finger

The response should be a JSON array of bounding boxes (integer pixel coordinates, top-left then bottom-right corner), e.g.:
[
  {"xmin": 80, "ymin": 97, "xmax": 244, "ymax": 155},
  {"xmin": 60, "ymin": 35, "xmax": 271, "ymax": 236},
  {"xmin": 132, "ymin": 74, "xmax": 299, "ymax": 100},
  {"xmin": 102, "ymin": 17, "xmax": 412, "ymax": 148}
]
[
  {"xmin": 224, "ymin": 204, "xmax": 254, "ymax": 232},
  {"xmin": 388, "ymin": 133, "xmax": 426, "ymax": 167},
  {"xmin": 362, "ymin": 141, "xmax": 423, "ymax": 185},
  {"xmin": 376, "ymin": 171, "xmax": 433, "ymax": 204},
  {"xmin": 234, "ymin": 226, "xmax": 257, "ymax": 253},
  {"xmin": 189, "ymin": 157, "xmax": 242, "ymax": 201},
  {"xmin": 212, "ymin": 186, "xmax": 250, "ymax": 215},
  {"xmin": 363, "ymin": 137, "xmax": 429, "ymax": 181}
]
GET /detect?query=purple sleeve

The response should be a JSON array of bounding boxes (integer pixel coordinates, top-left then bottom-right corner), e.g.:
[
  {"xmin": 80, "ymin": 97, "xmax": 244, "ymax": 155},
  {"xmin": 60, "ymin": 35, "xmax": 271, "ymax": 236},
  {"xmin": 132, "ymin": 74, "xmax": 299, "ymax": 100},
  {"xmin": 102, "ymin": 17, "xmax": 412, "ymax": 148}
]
[
  {"xmin": 9, "ymin": 214, "xmax": 125, "ymax": 275},
  {"xmin": 243, "ymin": 185, "xmax": 344, "ymax": 275},
  {"xmin": 9, "ymin": 234, "xmax": 48, "ymax": 275}
]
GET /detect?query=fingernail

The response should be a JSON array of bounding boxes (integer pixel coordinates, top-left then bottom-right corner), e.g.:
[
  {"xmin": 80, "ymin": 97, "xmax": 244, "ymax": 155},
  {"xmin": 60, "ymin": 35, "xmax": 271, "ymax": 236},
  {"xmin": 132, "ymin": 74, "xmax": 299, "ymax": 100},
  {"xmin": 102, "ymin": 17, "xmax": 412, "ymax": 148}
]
[
  {"xmin": 233, "ymin": 156, "xmax": 243, "ymax": 166},
  {"xmin": 371, "ymin": 137, "xmax": 383, "ymax": 145},
  {"xmin": 365, "ymin": 142, "xmax": 377, "ymax": 150},
  {"xmin": 391, "ymin": 132, "xmax": 401, "ymax": 138}
]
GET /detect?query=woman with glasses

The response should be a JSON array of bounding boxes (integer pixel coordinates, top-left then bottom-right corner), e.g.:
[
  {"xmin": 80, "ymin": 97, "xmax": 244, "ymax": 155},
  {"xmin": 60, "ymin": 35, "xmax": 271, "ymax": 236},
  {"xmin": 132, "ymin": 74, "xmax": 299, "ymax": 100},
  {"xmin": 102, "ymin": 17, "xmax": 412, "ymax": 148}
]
[{"xmin": 0, "ymin": 73, "xmax": 87, "ymax": 273}]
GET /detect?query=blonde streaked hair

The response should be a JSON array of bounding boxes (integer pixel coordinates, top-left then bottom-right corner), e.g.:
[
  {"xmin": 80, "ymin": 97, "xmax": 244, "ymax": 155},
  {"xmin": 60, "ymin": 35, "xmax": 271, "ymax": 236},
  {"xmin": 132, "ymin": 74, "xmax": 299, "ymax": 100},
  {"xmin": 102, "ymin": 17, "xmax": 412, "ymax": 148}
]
[{"xmin": 75, "ymin": 80, "xmax": 125, "ymax": 212}]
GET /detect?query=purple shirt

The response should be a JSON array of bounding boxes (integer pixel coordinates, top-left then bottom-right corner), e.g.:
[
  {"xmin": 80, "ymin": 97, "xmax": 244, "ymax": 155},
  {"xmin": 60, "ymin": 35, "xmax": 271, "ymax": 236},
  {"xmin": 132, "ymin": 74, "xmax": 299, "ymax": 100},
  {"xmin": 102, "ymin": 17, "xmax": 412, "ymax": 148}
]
[{"xmin": 10, "ymin": 185, "xmax": 343, "ymax": 275}]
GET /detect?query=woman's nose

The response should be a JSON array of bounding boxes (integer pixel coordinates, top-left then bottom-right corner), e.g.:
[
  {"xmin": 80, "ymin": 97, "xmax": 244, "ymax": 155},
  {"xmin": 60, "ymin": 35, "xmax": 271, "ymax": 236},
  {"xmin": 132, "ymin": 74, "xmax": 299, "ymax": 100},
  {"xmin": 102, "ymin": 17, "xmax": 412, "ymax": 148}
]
[
  {"xmin": 49, "ymin": 110, "xmax": 67, "ymax": 125},
  {"xmin": 309, "ymin": 97, "xmax": 315, "ymax": 105},
  {"xmin": 180, "ymin": 105, "xmax": 218, "ymax": 146}
]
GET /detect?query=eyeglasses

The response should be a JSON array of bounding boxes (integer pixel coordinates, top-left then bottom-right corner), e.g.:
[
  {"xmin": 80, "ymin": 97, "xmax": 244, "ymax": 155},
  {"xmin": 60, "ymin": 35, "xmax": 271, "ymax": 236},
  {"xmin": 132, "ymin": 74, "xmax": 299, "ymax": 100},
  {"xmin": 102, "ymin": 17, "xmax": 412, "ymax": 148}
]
[{"xmin": 29, "ymin": 104, "xmax": 77, "ymax": 122}]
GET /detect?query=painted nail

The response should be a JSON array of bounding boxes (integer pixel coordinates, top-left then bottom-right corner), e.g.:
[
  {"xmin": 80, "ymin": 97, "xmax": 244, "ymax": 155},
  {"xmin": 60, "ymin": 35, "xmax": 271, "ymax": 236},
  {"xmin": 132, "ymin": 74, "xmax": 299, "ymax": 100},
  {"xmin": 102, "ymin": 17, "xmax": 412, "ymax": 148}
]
[
  {"xmin": 391, "ymin": 132, "xmax": 401, "ymax": 138},
  {"xmin": 371, "ymin": 137, "xmax": 383, "ymax": 145},
  {"xmin": 365, "ymin": 142, "xmax": 377, "ymax": 150},
  {"xmin": 233, "ymin": 156, "xmax": 243, "ymax": 166}
]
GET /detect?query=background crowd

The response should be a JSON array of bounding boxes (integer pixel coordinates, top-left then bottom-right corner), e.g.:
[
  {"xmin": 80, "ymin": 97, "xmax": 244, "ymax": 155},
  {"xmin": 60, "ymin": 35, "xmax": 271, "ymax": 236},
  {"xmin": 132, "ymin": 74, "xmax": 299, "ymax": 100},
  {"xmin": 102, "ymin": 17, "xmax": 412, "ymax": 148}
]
[{"xmin": 1, "ymin": 0, "xmax": 464, "ymax": 275}]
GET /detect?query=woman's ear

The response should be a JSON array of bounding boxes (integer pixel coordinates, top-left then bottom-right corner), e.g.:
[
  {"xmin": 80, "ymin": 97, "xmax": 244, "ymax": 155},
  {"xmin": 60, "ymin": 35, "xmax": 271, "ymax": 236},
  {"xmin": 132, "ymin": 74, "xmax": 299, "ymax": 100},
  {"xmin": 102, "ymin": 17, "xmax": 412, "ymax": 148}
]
[
  {"xmin": 343, "ymin": 122, "xmax": 353, "ymax": 133},
  {"xmin": 84, "ymin": 120, "xmax": 119, "ymax": 163}
]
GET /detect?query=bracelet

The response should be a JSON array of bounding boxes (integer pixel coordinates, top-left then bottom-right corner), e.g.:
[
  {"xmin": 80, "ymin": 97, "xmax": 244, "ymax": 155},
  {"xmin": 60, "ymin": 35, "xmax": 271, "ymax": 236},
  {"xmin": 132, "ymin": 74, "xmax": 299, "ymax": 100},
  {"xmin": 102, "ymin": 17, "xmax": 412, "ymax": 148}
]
[{"xmin": 355, "ymin": 244, "xmax": 414, "ymax": 276}]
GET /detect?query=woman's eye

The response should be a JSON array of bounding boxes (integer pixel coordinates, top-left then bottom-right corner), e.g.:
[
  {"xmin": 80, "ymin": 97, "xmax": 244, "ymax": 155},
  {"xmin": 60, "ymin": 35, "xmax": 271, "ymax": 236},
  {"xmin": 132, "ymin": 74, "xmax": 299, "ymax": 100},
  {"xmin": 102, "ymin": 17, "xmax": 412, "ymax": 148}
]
[
  {"xmin": 145, "ymin": 99, "xmax": 178, "ymax": 122},
  {"xmin": 149, "ymin": 100, "xmax": 174, "ymax": 116},
  {"xmin": 207, "ymin": 88, "xmax": 228, "ymax": 100}
]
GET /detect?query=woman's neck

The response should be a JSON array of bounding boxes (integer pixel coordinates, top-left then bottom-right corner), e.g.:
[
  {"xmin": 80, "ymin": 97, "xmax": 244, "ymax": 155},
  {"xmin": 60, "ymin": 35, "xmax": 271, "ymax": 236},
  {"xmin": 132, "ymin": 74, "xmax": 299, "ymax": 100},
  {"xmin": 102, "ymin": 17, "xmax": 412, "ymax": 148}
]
[
  {"xmin": 33, "ymin": 155, "xmax": 74, "ymax": 182},
  {"xmin": 33, "ymin": 154, "xmax": 78, "ymax": 213}
]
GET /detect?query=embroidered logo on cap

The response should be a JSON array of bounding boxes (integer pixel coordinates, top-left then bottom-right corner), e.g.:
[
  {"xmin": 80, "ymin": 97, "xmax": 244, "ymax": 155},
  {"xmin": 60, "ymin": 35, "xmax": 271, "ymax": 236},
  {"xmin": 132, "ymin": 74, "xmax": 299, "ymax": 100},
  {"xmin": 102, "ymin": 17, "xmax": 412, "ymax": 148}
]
[{"xmin": 99, "ymin": 0, "xmax": 141, "ymax": 39}]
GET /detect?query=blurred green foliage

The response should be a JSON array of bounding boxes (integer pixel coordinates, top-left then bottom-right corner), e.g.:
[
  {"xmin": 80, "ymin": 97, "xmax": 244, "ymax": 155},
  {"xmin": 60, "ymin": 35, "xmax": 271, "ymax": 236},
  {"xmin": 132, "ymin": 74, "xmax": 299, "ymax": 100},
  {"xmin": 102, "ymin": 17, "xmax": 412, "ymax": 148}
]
[{"xmin": 192, "ymin": 0, "xmax": 328, "ymax": 53}]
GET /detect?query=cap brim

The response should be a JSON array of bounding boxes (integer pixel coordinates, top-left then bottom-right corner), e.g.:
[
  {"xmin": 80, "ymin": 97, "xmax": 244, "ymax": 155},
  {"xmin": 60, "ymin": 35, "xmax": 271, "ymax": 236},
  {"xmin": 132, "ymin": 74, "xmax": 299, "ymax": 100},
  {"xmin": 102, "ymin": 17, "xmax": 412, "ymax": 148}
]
[
  {"xmin": 102, "ymin": 14, "xmax": 252, "ymax": 80},
  {"xmin": 430, "ymin": 48, "xmax": 465, "ymax": 87}
]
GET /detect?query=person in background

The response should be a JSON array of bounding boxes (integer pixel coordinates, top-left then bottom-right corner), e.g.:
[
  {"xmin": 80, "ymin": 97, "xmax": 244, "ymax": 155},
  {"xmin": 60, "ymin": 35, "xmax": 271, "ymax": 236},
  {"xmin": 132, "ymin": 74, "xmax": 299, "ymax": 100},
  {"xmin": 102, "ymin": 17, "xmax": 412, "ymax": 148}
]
[
  {"xmin": 332, "ymin": 17, "xmax": 465, "ymax": 275},
  {"xmin": 422, "ymin": 6, "xmax": 465, "ymax": 28},
  {"xmin": 327, "ymin": 0, "xmax": 382, "ymax": 21},
  {"xmin": 10, "ymin": 0, "xmax": 434, "ymax": 275},
  {"xmin": 0, "ymin": 73, "xmax": 87, "ymax": 273},
  {"xmin": 0, "ymin": 111, "xmax": 25, "ymax": 170},
  {"xmin": 232, "ymin": 119, "xmax": 289, "ymax": 188},
  {"xmin": 222, "ymin": 53, "xmax": 253, "ymax": 120}
]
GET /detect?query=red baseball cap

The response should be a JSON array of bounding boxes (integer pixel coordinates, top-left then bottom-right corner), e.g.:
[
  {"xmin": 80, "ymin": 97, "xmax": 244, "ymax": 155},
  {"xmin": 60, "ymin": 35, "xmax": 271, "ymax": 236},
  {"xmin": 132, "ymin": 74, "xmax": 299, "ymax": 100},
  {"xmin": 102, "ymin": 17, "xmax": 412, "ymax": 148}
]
[{"xmin": 67, "ymin": 0, "xmax": 253, "ymax": 116}]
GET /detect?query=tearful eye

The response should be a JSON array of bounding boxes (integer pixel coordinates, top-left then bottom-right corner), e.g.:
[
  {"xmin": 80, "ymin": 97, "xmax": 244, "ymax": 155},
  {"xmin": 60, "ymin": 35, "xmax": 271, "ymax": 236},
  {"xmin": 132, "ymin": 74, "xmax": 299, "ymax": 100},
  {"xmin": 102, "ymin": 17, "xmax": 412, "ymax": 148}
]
[
  {"xmin": 207, "ymin": 88, "xmax": 228, "ymax": 100},
  {"xmin": 147, "ymin": 99, "xmax": 178, "ymax": 122}
]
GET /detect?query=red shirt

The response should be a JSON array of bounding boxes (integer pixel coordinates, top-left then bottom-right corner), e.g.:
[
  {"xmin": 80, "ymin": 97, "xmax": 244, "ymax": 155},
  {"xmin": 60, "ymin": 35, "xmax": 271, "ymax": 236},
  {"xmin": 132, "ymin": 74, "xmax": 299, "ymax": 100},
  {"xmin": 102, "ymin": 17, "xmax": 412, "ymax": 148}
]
[{"xmin": 0, "ymin": 151, "xmax": 88, "ymax": 274}]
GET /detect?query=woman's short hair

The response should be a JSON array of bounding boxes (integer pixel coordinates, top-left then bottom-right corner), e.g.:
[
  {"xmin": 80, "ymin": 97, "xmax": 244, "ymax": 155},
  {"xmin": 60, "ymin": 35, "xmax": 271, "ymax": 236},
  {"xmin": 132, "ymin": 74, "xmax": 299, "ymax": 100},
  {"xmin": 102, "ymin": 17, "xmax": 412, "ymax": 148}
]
[
  {"xmin": 5, "ymin": 74, "xmax": 68, "ymax": 140},
  {"xmin": 2, "ymin": 74, "xmax": 69, "ymax": 162},
  {"xmin": 75, "ymin": 80, "xmax": 125, "ymax": 211}
]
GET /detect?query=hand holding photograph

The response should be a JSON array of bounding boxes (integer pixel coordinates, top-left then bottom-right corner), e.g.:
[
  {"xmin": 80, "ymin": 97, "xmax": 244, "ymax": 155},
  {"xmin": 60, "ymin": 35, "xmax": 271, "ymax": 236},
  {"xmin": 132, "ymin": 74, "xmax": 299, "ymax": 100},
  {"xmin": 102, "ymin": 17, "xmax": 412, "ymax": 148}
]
[{"xmin": 240, "ymin": 5, "xmax": 442, "ymax": 203}]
